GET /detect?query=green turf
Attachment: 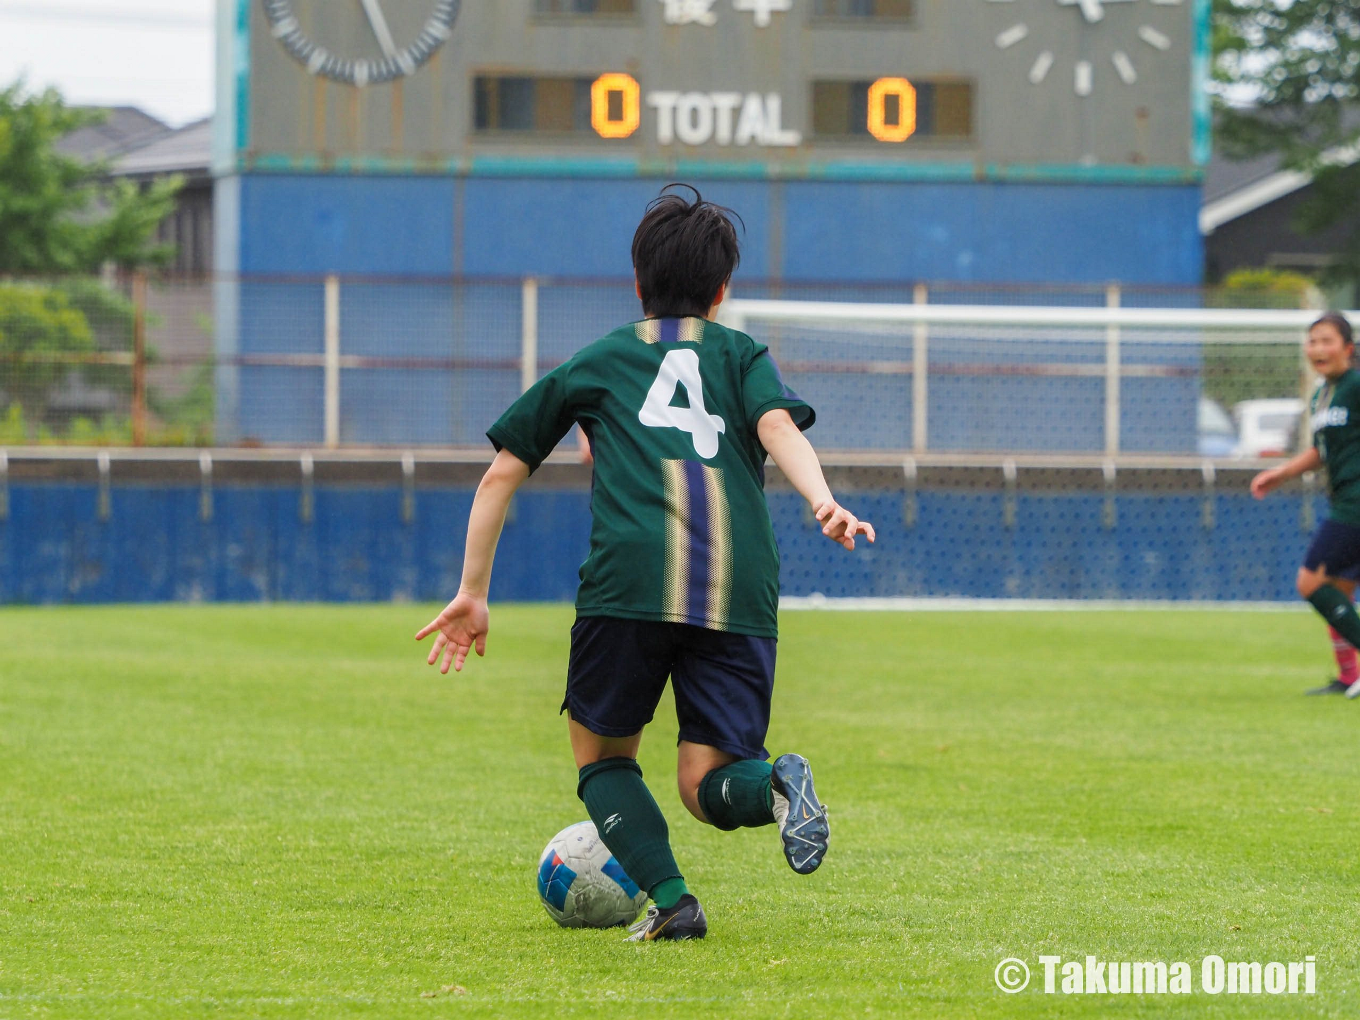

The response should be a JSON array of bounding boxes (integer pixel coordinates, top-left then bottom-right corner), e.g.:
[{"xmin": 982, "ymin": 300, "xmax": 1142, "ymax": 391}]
[{"xmin": 2, "ymin": 604, "xmax": 1358, "ymax": 1018}]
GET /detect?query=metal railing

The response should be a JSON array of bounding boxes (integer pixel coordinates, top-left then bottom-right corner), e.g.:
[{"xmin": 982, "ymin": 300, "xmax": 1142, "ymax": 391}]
[
  {"xmin": 722, "ymin": 299, "xmax": 1352, "ymax": 457},
  {"xmin": 0, "ymin": 272, "xmax": 1343, "ymax": 453}
]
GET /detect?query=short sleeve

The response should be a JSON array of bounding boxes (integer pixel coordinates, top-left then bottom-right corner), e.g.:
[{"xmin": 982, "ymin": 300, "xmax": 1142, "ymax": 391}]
[
  {"xmin": 742, "ymin": 347, "xmax": 815, "ymax": 434},
  {"xmin": 486, "ymin": 361, "xmax": 576, "ymax": 473}
]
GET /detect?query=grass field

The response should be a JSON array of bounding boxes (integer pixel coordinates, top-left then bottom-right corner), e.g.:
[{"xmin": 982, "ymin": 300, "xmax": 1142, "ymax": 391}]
[{"xmin": 3, "ymin": 604, "xmax": 1360, "ymax": 1019}]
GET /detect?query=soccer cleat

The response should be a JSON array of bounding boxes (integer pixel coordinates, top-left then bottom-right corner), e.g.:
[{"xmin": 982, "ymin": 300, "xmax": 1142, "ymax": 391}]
[
  {"xmin": 771, "ymin": 753, "xmax": 829, "ymax": 875},
  {"xmin": 1347, "ymin": 679, "xmax": 1360, "ymax": 700},
  {"xmin": 625, "ymin": 894, "xmax": 707, "ymax": 941},
  {"xmin": 1307, "ymin": 678, "xmax": 1352, "ymax": 696}
]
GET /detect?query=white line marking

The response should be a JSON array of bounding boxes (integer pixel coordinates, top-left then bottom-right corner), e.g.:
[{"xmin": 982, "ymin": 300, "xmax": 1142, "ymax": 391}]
[{"xmin": 780, "ymin": 597, "xmax": 1306, "ymax": 612}]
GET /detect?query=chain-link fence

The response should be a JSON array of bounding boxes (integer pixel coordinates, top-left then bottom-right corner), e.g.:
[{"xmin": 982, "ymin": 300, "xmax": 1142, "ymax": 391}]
[{"xmin": 0, "ymin": 273, "xmax": 1338, "ymax": 455}]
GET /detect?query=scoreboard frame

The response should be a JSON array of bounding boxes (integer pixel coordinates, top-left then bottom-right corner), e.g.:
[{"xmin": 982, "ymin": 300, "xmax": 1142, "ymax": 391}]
[{"xmin": 215, "ymin": 0, "xmax": 1212, "ymax": 186}]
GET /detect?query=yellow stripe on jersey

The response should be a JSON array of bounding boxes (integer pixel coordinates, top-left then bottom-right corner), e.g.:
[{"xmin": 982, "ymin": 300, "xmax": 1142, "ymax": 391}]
[
  {"xmin": 661, "ymin": 459, "xmax": 690, "ymax": 622},
  {"xmin": 702, "ymin": 463, "xmax": 731, "ymax": 629},
  {"xmin": 679, "ymin": 318, "xmax": 706, "ymax": 345},
  {"xmin": 634, "ymin": 317, "xmax": 705, "ymax": 345}
]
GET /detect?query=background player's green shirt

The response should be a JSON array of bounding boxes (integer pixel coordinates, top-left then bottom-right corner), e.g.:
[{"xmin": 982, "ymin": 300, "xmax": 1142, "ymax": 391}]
[
  {"xmin": 488, "ymin": 316, "xmax": 814, "ymax": 638},
  {"xmin": 1311, "ymin": 368, "xmax": 1360, "ymax": 525}
]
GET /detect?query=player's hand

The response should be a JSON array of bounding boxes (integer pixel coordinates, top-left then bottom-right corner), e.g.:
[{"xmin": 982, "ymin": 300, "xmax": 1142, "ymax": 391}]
[
  {"xmin": 1250, "ymin": 468, "xmax": 1281, "ymax": 500},
  {"xmin": 814, "ymin": 500, "xmax": 876, "ymax": 551},
  {"xmin": 415, "ymin": 590, "xmax": 489, "ymax": 674}
]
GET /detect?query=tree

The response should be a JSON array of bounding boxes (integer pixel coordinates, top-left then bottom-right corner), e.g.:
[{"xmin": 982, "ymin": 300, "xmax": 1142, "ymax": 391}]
[
  {"xmin": 1212, "ymin": 1, "xmax": 1360, "ymax": 284},
  {"xmin": 0, "ymin": 82, "xmax": 189, "ymax": 441},
  {"xmin": 0, "ymin": 81, "xmax": 181, "ymax": 273},
  {"xmin": 0, "ymin": 283, "xmax": 93, "ymax": 409}
]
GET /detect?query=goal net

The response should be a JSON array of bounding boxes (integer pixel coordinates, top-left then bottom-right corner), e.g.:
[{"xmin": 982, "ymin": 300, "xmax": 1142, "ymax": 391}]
[{"xmin": 718, "ymin": 298, "xmax": 1355, "ymax": 603}]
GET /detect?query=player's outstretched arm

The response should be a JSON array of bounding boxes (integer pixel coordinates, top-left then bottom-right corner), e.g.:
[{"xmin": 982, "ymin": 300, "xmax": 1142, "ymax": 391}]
[
  {"xmin": 416, "ymin": 449, "xmax": 531, "ymax": 673},
  {"xmin": 757, "ymin": 408, "xmax": 875, "ymax": 551},
  {"xmin": 1251, "ymin": 447, "xmax": 1321, "ymax": 499}
]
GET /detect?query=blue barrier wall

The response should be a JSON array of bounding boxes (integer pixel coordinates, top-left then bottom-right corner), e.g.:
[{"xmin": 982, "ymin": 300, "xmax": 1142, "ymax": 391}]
[
  {"xmin": 221, "ymin": 172, "xmax": 1206, "ymax": 449},
  {"xmin": 233, "ymin": 175, "xmax": 1202, "ymax": 284},
  {"xmin": 3, "ymin": 483, "xmax": 1316, "ymax": 604},
  {"xmin": 239, "ymin": 176, "xmax": 456, "ymax": 276}
]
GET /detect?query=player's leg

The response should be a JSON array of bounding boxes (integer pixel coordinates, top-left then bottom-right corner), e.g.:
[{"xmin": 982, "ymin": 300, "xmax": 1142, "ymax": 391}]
[
  {"xmin": 671, "ymin": 626, "xmax": 829, "ymax": 874},
  {"xmin": 563, "ymin": 617, "xmax": 699, "ymax": 937},
  {"xmin": 568, "ymin": 718, "xmax": 641, "ymax": 767},
  {"xmin": 1298, "ymin": 521, "xmax": 1360, "ymax": 653},
  {"xmin": 1330, "ymin": 577, "xmax": 1360, "ymax": 700},
  {"xmin": 676, "ymin": 740, "xmax": 739, "ymax": 823},
  {"xmin": 1311, "ymin": 568, "xmax": 1360, "ymax": 694}
]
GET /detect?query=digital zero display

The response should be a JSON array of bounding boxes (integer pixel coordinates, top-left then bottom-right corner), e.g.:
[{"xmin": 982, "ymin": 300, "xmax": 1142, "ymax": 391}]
[{"xmin": 578, "ymin": 73, "xmax": 951, "ymax": 145}]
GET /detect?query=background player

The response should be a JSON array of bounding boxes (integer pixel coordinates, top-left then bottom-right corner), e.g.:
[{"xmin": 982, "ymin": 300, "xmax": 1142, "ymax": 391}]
[
  {"xmin": 1311, "ymin": 335, "xmax": 1360, "ymax": 694},
  {"xmin": 1308, "ymin": 614, "xmax": 1360, "ymax": 695},
  {"xmin": 1252, "ymin": 313, "xmax": 1360, "ymax": 696},
  {"xmin": 416, "ymin": 185, "xmax": 874, "ymax": 940}
]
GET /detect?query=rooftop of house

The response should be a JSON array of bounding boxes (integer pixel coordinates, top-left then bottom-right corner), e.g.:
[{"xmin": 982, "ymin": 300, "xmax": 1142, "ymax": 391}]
[
  {"xmin": 113, "ymin": 117, "xmax": 212, "ymax": 179},
  {"xmin": 54, "ymin": 106, "xmax": 171, "ymax": 162}
]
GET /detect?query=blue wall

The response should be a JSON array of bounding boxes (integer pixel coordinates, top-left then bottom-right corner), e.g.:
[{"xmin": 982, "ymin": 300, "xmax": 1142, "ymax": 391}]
[
  {"xmin": 777, "ymin": 182, "xmax": 1202, "ymax": 285},
  {"xmin": 239, "ymin": 176, "xmax": 456, "ymax": 276},
  {"xmin": 233, "ymin": 174, "xmax": 1202, "ymax": 284},
  {"xmin": 0, "ymin": 482, "xmax": 1316, "ymax": 604},
  {"xmin": 221, "ymin": 172, "xmax": 1205, "ymax": 447}
]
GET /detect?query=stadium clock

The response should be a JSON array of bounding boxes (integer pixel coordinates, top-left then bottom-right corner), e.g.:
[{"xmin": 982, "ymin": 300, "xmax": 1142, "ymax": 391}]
[
  {"xmin": 986, "ymin": 0, "xmax": 1182, "ymax": 97},
  {"xmin": 260, "ymin": 0, "xmax": 461, "ymax": 87}
]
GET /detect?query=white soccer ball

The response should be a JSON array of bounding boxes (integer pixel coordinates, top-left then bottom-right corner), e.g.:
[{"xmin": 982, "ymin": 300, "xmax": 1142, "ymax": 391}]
[{"xmin": 536, "ymin": 821, "xmax": 648, "ymax": 928}]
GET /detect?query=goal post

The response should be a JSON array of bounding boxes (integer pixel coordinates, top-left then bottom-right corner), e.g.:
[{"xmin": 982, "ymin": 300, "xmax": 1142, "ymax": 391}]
[{"xmin": 720, "ymin": 299, "xmax": 1356, "ymax": 458}]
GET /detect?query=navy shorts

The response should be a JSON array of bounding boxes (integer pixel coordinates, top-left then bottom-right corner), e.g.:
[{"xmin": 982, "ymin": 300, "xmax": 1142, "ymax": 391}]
[
  {"xmin": 563, "ymin": 616, "xmax": 777, "ymax": 760},
  {"xmin": 1304, "ymin": 519, "xmax": 1360, "ymax": 576}
]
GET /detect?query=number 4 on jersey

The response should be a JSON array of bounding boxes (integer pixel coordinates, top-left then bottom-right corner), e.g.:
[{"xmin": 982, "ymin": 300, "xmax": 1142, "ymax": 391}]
[{"xmin": 638, "ymin": 349, "xmax": 727, "ymax": 459}]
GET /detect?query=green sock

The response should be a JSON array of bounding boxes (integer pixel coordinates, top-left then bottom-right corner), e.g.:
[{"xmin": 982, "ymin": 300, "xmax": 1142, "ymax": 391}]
[
  {"xmin": 698, "ymin": 759, "xmax": 776, "ymax": 831},
  {"xmin": 649, "ymin": 877, "xmax": 688, "ymax": 911},
  {"xmin": 1309, "ymin": 584, "xmax": 1360, "ymax": 649},
  {"xmin": 577, "ymin": 757, "xmax": 688, "ymax": 908}
]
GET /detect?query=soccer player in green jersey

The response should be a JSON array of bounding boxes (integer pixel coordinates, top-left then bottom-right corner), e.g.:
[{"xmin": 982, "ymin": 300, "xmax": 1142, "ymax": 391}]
[
  {"xmin": 1253, "ymin": 313, "xmax": 1360, "ymax": 696},
  {"xmin": 417, "ymin": 186, "xmax": 874, "ymax": 940}
]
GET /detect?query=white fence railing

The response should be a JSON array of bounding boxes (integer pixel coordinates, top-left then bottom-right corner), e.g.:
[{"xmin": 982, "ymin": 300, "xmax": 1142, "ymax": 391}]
[{"xmin": 720, "ymin": 298, "xmax": 1358, "ymax": 457}]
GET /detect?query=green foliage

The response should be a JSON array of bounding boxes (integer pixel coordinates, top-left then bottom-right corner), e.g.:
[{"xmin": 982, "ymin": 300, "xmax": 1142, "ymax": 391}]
[
  {"xmin": 1220, "ymin": 266, "xmax": 1320, "ymax": 303},
  {"xmin": 1200, "ymin": 269, "xmax": 1313, "ymax": 410},
  {"xmin": 54, "ymin": 277, "xmax": 139, "ymax": 399},
  {"xmin": 0, "ymin": 279, "xmax": 213, "ymax": 445},
  {"xmin": 1202, "ymin": 344, "xmax": 1305, "ymax": 411},
  {"xmin": 0, "ymin": 402, "xmax": 27, "ymax": 443},
  {"xmin": 1212, "ymin": 0, "xmax": 1360, "ymax": 284},
  {"xmin": 0, "ymin": 81, "xmax": 182, "ymax": 273},
  {"xmin": 0, "ymin": 281, "xmax": 96, "ymax": 414},
  {"xmin": 2, "ymin": 605, "xmax": 1360, "ymax": 1017},
  {"xmin": 148, "ymin": 362, "xmax": 216, "ymax": 446}
]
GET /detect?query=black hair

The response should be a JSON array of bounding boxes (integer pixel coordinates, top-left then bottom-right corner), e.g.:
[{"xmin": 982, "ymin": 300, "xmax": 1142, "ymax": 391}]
[
  {"xmin": 631, "ymin": 184, "xmax": 743, "ymax": 318},
  {"xmin": 1312, "ymin": 311, "xmax": 1354, "ymax": 346}
]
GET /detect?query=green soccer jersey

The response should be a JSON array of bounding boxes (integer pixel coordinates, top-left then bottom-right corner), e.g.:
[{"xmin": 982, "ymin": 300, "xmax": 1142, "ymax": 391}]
[
  {"xmin": 487, "ymin": 316, "xmax": 814, "ymax": 638},
  {"xmin": 1311, "ymin": 368, "xmax": 1360, "ymax": 525}
]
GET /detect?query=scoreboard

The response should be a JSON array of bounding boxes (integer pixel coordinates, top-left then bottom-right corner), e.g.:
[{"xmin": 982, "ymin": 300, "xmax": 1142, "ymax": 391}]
[{"xmin": 229, "ymin": 0, "xmax": 1208, "ymax": 177}]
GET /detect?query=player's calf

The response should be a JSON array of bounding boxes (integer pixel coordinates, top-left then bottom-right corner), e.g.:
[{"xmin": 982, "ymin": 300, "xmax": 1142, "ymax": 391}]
[
  {"xmin": 695, "ymin": 753, "xmax": 830, "ymax": 875},
  {"xmin": 695, "ymin": 757, "xmax": 777, "ymax": 829}
]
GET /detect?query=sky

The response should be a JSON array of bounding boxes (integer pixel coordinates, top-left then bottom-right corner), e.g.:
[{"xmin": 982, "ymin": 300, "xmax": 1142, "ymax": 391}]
[{"xmin": 0, "ymin": 0, "xmax": 215, "ymax": 126}]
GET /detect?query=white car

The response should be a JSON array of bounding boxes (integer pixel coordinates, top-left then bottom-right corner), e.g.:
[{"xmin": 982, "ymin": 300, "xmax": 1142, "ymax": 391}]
[
  {"xmin": 1197, "ymin": 398, "xmax": 1237, "ymax": 457},
  {"xmin": 1233, "ymin": 398, "xmax": 1305, "ymax": 459}
]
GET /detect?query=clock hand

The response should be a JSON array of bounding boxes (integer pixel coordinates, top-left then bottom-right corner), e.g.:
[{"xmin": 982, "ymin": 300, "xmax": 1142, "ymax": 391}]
[
  {"xmin": 1077, "ymin": 0, "xmax": 1105, "ymax": 23},
  {"xmin": 358, "ymin": 0, "xmax": 399, "ymax": 59}
]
